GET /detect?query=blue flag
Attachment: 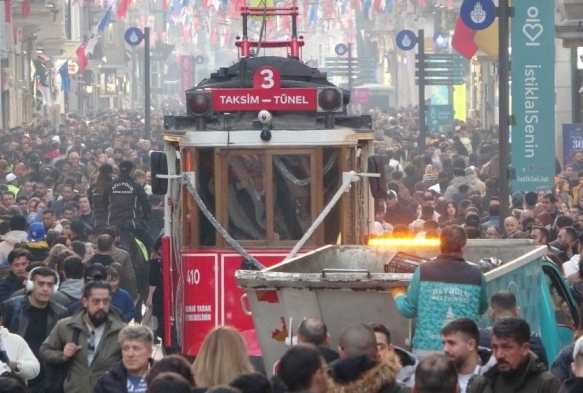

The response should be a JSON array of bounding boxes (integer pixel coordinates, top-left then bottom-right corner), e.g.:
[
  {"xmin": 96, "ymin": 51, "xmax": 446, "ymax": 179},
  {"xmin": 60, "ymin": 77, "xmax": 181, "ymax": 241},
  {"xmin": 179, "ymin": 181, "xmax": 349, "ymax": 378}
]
[
  {"xmin": 59, "ymin": 61, "xmax": 70, "ymax": 94},
  {"xmin": 95, "ymin": 6, "xmax": 112, "ymax": 35},
  {"xmin": 309, "ymin": 3, "xmax": 318, "ymax": 24}
]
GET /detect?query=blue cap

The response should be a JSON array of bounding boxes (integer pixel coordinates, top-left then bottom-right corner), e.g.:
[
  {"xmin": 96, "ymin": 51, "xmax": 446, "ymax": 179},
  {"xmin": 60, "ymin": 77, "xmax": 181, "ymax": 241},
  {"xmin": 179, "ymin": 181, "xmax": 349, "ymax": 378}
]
[{"xmin": 27, "ymin": 222, "xmax": 45, "ymax": 242}]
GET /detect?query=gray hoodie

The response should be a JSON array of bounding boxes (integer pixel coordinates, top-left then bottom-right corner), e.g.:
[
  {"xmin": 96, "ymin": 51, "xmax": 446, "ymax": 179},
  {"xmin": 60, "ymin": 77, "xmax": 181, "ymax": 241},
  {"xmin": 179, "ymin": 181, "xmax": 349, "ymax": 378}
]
[
  {"xmin": 59, "ymin": 279, "xmax": 84, "ymax": 302},
  {"xmin": 443, "ymin": 176, "xmax": 477, "ymax": 201}
]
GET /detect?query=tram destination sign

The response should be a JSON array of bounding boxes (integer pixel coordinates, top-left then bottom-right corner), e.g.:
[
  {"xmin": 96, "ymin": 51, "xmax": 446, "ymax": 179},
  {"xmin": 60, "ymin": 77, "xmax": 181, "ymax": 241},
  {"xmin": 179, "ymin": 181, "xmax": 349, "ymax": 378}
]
[
  {"xmin": 212, "ymin": 87, "xmax": 318, "ymax": 111},
  {"xmin": 212, "ymin": 66, "xmax": 318, "ymax": 111}
]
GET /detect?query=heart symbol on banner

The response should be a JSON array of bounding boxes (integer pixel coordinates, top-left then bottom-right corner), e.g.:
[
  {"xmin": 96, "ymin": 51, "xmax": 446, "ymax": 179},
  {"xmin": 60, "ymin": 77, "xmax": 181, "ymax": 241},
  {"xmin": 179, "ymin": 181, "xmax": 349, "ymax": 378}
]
[{"xmin": 522, "ymin": 23, "xmax": 543, "ymax": 43}]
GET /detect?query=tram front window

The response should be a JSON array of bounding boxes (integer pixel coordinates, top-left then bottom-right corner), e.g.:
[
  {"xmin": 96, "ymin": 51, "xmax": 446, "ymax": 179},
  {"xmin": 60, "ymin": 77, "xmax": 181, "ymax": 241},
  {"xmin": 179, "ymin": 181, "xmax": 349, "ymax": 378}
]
[
  {"xmin": 273, "ymin": 154, "xmax": 312, "ymax": 240},
  {"xmin": 227, "ymin": 154, "xmax": 267, "ymax": 240}
]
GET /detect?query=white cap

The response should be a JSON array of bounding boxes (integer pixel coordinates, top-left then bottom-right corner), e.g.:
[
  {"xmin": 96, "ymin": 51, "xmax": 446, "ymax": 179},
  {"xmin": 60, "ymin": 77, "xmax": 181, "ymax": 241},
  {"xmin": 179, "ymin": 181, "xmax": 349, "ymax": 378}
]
[
  {"xmin": 6, "ymin": 173, "xmax": 16, "ymax": 182},
  {"xmin": 52, "ymin": 135, "xmax": 60, "ymax": 144}
]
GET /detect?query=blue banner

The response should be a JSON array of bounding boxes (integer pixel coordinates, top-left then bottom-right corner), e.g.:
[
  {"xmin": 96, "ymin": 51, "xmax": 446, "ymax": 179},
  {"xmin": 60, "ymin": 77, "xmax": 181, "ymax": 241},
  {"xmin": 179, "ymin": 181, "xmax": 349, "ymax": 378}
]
[
  {"xmin": 510, "ymin": 0, "xmax": 555, "ymax": 191},
  {"xmin": 562, "ymin": 124, "xmax": 583, "ymax": 169}
]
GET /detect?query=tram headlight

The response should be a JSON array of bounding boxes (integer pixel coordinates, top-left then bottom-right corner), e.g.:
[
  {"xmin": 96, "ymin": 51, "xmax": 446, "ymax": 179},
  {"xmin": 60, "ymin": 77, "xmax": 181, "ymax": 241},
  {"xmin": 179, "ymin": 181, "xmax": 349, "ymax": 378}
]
[
  {"xmin": 186, "ymin": 91, "xmax": 212, "ymax": 117},
  {"xmin": 317, "ymin": 88, "xmax": 343, "ymax": 112}
]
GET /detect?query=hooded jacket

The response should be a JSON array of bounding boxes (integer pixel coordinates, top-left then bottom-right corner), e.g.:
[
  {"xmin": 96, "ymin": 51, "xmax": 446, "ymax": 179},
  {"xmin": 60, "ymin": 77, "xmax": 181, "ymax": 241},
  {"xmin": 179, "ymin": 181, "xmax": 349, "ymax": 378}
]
[
  {"xmin": 464, "ymin": 168, "xmax": 485, "ymax": 196},
  {"xmin": 59, "ymin": 279, "xmax": 84, "ymax": 303},
  {"xmin": 0, "ymin": 325, "xmax": 40, "ymax": 381},
  {"xmin": 328, "ymin": 353, "xmax": 411, "ymax": 393},
  {"xmin": 443, "ymin": 176, "xmax": 477, "ymax": 201},
  {"xmin": 393, "ymin": 347, "xmax": 418, "ymax": 387},
  {"xmin": 23, "ymin": 241, "xmax": 50, "ymax": 263},
  {"xmin": 467, "ymin": 353, "xmax": 560, "ymax": 393},
  {"xmin": 0, "ymin": 230, "xmax": 28, "ymax": 265}
]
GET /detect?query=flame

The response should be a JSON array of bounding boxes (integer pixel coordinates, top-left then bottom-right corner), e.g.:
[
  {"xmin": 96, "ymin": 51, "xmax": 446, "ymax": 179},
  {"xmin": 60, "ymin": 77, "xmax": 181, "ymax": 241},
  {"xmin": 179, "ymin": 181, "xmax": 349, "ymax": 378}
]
[{"xmin": 368, "ymin": 237, "xmax": 441, "ymax": 247}]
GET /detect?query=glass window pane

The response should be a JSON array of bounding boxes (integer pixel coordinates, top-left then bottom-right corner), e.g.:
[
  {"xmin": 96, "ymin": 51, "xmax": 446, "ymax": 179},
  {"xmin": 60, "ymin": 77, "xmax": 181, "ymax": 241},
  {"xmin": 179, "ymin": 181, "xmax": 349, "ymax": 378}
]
[
  {"xmin": 273, "ymin": 155, "xmax": 311, "ymax": 241},
  {"xmin": 322, "ymin": 148, "xmax": 341, "ymax": 244},
  {"xmin": 198, "ymin": 149, "xmax": 215, "ymax": 246},
  {"xmin": 228, "ymin": 154, "xmax": 266, "ymax": 240}
]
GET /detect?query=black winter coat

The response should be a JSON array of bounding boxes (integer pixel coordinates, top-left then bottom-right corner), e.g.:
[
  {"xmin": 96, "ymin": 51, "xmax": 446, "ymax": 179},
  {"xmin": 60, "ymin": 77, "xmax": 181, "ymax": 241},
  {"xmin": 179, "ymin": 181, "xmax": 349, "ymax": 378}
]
[
  {"xmin": 103, "ymin": 174, "xmax": 151, "ymax": 229},
  {"xmin": 0, "ymin": 272, "xmax": 24, "ymax": 304},
  {"xmin": 551, "ymin": 343, "xmax": 575, "ymax": 382},
  {"xmin": 559, "ymin": 377, "xmax": 583, "ymax": 393},
  {"xmin": 93, "ymin": 359, "xmax": 153, "ymax": 393},
  {"xmin": 467, "ymin": 353, "xmax": 560, "ymax": 393}
]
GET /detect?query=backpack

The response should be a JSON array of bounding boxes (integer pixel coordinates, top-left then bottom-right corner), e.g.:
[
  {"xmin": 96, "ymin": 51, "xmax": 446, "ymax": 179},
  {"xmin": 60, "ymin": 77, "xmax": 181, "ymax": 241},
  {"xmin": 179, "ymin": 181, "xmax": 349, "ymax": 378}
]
[{"xmin": 44, "ymin": 328, "xmax": 80, "ymax": 393}]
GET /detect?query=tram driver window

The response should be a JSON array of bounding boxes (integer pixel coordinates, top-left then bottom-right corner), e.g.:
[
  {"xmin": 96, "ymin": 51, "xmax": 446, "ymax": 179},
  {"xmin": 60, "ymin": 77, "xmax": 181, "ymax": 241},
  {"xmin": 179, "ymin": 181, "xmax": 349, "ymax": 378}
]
[
  {"xmin": 272, "ymin": 154, "xmax": 312, "ymax": 240},
  {"xmin": 227, "ymin": 154, "xmax": 267, "ymax": 240}
]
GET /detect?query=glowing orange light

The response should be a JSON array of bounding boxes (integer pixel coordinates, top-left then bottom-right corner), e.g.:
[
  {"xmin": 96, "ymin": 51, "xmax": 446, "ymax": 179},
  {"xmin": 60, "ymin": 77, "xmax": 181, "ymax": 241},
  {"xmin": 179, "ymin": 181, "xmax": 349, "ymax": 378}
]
[
  {"xmin": 184, "ymin": 150, "xmax": 192, "ymax": 171},
  {"xmin": 368, "ymin": 238, "xmax": 441, "ymax": 247}
]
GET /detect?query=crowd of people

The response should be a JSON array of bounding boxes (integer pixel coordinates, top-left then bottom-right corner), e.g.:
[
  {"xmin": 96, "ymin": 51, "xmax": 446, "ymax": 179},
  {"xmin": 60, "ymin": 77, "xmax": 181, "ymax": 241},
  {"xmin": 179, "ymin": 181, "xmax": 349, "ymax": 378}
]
[
  {"xmin": 0, "ymin": 110, "xmax": 171, "ymax": 393},
  {"xmin": 368, "ymin": 109, "xmax": 583, "ymax": 290},
  {"xmin": 1, "ymin": 105, "xmax": 583, "ymax": 393}
]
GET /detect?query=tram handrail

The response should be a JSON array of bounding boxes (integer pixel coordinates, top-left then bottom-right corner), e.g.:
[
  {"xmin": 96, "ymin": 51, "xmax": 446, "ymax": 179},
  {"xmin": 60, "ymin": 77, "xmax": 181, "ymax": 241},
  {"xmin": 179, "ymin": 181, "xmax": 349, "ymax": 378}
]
[
  {"xmin": 285, "ymin": 171, "xmax": 379, "ymax": 261},
  {"xmin": 181, "ymin": 171, "xmax": 266, "ymax": 270}
]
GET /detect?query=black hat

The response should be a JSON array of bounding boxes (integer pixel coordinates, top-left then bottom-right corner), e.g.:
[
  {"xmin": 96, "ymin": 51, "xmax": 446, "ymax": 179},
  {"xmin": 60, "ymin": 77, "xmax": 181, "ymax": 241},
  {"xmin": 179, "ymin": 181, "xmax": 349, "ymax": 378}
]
[
  {"xmin": 70, "ymin": 220, "xmax": 86, "ymax": 236},
  {"xmin": 119, "ymin": 160, "xmax": 133, "ymax": 173},
  {"xmin": 99, "ymin": 163, "xmax": 113, "ymax": 174},
  {"xmin": 84, "ymin": 263, "xmax": 107, "ymax": 282}
]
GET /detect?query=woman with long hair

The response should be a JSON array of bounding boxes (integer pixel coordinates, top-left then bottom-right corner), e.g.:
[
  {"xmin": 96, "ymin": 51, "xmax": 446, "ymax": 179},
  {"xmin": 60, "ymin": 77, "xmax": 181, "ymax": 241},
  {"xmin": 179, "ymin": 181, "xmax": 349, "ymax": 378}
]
[
  {"xmin": 88, "ymin": 163, "xmax": 113, "ymax": 229},
  {"xmin": 555, "ymin": 179, "xmax": 573, "ymax": 208},
  {"xmin": 422, "ymin": 164, "xmax": 437, "ymax": 188},
  {"xmin": 438, "ymin": 201, "xmax": 458, "ymax": 227},
  {"xmin": 191, "ymin": 326, "xmax": 254, "ymax": 388}
]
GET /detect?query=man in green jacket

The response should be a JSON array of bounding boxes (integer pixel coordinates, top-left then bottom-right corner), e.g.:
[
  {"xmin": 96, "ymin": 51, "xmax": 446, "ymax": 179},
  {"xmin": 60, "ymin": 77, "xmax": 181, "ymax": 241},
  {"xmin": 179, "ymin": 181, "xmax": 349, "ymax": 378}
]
[
  {"xmin": 467, "ymin": 318, "xmax": 560, "ymax": 393},
  {"xmin": 40, "ymin": 280, "xmax": 124, "ymax": 393}
]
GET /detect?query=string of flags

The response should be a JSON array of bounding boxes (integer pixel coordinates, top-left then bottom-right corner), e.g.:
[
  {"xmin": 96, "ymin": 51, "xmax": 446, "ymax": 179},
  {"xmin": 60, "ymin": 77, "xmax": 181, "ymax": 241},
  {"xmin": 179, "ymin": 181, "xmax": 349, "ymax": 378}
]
[
  {"xmin": 59, "ymin": 0, "xmax": 130, "ymax": 93},
  {"xmin": 74, "ymin": 0, "xmax": 131, "ymax": 73}
]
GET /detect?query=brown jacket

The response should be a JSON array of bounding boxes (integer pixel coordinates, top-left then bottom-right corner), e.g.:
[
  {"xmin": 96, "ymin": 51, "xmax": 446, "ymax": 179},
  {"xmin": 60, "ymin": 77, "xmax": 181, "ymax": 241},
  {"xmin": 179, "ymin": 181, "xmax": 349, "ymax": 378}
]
[{"xmin": 328, "ymin": 352, "xmax": 411, "ymax": 393}]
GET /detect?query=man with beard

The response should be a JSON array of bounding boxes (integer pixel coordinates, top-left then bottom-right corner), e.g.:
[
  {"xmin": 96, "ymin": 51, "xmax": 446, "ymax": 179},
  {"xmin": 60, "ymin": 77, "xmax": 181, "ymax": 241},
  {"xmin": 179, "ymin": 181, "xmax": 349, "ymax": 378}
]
[
  {"xmin": 441, "ymin": 318, "xmax": 493, "ymax": 393},
  {"xmin": 467, "ymin": 318, "xmax": 559, "ymax": 393},
  {"xmin": 556, "ymin": 227, "xmax": 578, "ymax": 263},
  {"xmin": 478, "ymin": 291, "xmax": 548, "ymax": 368},
  {"xmin": 40, "ymin": 280, "xmax": 124, "ymax": 393}
]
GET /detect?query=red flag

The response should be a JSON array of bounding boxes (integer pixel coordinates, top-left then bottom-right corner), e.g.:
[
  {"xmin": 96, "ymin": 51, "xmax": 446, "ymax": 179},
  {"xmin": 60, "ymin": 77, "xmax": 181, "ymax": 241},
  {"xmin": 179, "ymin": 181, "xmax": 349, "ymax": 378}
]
[
  {"xmin": 373, "ymin": 0, "xmax": 382, "ymax": 12},
  {"xmin": 76, "ymin": 43, "xmax": 88, "ymax": 72},
  {"xmin": 451, "ymin": 15, "xmax": 478, "ymax": 59},
  {"xmin": 22, "ymin": 0, "xmax": 30, "ymax": 17},
  {"xmin": 117, "ymin": 0, "xmax": 131, "ymax": 19},
  {"xmin": 4, "ymin": 0, "xmax": 11, "ymax": 22}
]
